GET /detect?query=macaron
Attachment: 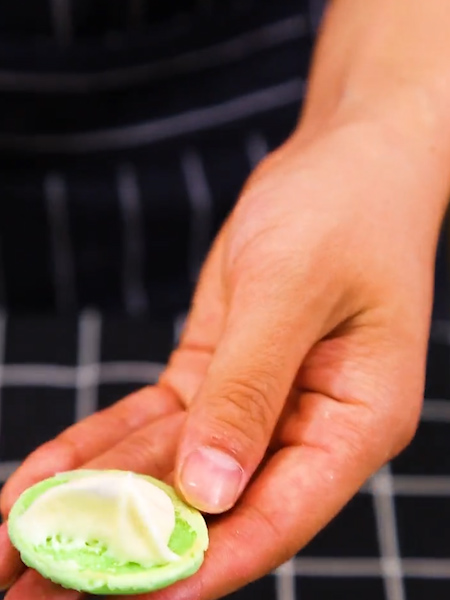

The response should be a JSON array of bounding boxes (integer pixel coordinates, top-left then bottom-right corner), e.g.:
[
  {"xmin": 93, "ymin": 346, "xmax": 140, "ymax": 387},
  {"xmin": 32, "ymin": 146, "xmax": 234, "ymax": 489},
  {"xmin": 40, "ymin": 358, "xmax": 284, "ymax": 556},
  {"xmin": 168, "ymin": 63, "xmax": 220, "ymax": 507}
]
[{"xmin": 8, "ymin": 469, "xmax": 209, "ymax": 596}]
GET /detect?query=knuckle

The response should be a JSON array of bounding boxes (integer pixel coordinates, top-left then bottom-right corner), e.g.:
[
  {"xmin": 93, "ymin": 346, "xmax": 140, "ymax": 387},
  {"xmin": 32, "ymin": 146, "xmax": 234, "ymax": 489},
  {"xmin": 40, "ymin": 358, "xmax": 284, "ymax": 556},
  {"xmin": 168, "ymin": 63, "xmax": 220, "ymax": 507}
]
[
  {"xmin": 392, "ymin": 409, "xmax": 421, "ymax": 455},
  {"xmin": 338, "ymin": 400, "xmax": 421, "ymax": 465},
  {"xmin": 52, "ymin": 434, "xmax": 84, "ymax": 468},
  {"xmin": 375, "ymin": 389, "xmax": 422, "ymax": 458},
  {"xmin": 330, "ymin": 409, "xmax": 374, "ymax": 459},
  {"xmin": 322, "ymin": 400, "xmax": 388, "ymax": 468}
]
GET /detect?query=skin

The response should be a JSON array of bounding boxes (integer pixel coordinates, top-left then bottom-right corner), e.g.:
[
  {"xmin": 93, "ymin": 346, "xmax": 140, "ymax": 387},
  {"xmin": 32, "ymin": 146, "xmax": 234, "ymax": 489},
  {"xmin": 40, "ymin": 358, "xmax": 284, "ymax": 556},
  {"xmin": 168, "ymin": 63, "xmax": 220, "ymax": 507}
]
[{"xmin": 3, "ymin": 1, "xmax": 450, "ymax": 598}]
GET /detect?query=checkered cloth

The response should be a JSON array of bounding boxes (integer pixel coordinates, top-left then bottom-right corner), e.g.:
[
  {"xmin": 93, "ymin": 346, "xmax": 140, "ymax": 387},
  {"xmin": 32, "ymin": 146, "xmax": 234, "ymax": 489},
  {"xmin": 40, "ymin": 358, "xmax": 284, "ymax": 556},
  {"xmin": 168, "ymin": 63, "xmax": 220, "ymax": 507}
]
[
  {"xmin": 0, "ymin": 1, "xmax": 449, "ymax": 598},
  {"xmin": 0, "ymin": 311, "xmax": 449, "ymax": 600},
  {"xmin": 0, "ymin": 0, "xmax": 314, "ymax": 314}
]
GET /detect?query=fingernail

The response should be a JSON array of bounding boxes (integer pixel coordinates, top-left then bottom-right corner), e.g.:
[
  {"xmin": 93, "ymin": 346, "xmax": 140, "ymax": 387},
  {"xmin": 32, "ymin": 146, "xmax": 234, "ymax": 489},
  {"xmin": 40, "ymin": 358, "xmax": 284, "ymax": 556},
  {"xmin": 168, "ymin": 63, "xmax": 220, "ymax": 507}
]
[{"xmin": 179, "ymin": 447, "xmax": 244, "ymax": 514}]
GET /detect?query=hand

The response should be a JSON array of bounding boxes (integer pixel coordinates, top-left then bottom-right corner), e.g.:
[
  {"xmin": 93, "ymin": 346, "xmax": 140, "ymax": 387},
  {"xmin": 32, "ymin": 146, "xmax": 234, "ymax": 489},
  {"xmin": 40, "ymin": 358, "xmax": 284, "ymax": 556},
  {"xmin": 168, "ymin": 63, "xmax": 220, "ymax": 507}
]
[{"xmin": 0, "ymin": 117, "xmax": 445, "ymax": 600}]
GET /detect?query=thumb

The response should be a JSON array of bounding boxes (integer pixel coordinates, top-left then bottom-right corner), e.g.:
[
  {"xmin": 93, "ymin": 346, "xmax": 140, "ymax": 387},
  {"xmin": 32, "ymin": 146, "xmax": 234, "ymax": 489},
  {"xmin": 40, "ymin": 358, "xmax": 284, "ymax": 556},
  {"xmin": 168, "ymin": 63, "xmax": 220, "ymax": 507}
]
[{"xmin": 175, "ymin": 275, "xmax": 332, "ymax": 514}]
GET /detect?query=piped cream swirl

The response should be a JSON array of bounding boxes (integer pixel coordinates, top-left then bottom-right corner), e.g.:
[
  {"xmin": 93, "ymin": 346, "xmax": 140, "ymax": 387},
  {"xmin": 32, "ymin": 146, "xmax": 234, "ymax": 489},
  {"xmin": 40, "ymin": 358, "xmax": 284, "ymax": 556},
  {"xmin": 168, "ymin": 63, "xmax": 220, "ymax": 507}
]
[{"xmin": 16, "ymin": 472, "xmax": 180, "ymax": 567}]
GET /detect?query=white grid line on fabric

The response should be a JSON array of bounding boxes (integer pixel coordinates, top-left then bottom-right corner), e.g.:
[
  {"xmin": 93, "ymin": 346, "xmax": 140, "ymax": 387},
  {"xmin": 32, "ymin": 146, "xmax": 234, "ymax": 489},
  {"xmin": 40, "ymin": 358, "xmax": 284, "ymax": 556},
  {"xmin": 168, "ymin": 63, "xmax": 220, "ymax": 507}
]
[
  {"xmin": 181, "ymin": 149, "xmax": 213, "ymax": 283},
  {"xmin": 0, "ymin": 355, "xmax": 448, "ymax": 423},
  {"xmin": 245, "ymin": 132, "xmax": 270, "ymax": 169},
  {"xmin": 275, "ymin": 559, "xmax": 297, "ymax": 600},
  {"xmin": 0, "ymin": 16, "xmax": 307, "ymax": 93},
  {"xmin": 430, "ymin": 319, "xmax": 450, "ymax": 344},
  {"xmin": 390, "ymin": 475, "xmax": 450, "ymax": 496},
  {"xmin": 0, "ymin": 79, "xmax": 305, "ymax": 153},
  {"xmin": 421, "ymin": 399, "xmax": 450, "ymax": 422},
  {"xmin": 173, "ymin": 312, "xmax": 188, "ymax": 346},
  {"xmin": 117, "ymin": 163, "xmax": 149, "ymax": 315},
  {"xmin": 292, "ymin": 558, "xmax": 450, "ymax": 579},
  {"xmin": 371, "ymin": 466, "xmax": 406, "ymax": 600},
  {"xmin": 49, "ymin": 0, "xmax": 73, "ymax": 46},
  {"xmin": 0, "ymin": 460, "xmax": 20, "ymax": 483},
  {"xmin": 75, "ymin": 311, "xmax": 102, "ymax": 422},
  {"xmin": 0, "ymin": 362, "xmax": 164, "ymax": 387},
  {"xmin": 361, "ymin": 475, "xmax": 450, "ymax": 497},
  {"xmin": 44, "ymin": 172, "xmax": 77, "ymax": 312}
]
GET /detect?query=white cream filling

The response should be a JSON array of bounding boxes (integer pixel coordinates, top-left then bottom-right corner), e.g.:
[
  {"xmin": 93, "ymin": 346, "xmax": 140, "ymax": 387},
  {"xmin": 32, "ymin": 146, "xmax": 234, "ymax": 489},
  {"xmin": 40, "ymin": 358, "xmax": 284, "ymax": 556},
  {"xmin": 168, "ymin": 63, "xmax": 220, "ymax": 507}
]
[{"xmin": 17, "ymin": 472, "xmax": 180, "ymax": 567}]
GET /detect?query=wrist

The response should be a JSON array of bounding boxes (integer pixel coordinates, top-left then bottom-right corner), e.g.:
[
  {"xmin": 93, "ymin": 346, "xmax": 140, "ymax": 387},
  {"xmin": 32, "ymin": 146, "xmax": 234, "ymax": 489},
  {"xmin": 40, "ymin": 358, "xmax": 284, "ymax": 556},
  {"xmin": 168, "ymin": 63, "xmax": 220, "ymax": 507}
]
[
  {"xmin": 295, "ymin": 0, "xmax": 450, "ymax": 224},
  {"xmin": 295, "ymin": 86, "xmax": 450, "ymax": 227}
]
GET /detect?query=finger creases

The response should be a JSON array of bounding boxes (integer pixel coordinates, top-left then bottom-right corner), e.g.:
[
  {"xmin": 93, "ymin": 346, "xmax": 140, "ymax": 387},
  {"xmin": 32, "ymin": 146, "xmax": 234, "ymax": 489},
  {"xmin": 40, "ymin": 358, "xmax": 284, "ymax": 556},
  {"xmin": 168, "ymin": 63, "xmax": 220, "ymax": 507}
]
[{"xmin": 174, "ymin": 288, "xmax": 330, "ymax": 515}]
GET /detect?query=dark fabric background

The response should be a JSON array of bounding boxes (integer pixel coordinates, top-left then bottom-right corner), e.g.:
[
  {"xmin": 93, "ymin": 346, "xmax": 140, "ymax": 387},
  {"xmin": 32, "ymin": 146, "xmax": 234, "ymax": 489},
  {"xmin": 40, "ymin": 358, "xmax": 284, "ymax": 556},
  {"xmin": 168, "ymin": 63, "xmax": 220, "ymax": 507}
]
[{"xmin": 0, "ymin": 1, "xmax": 449, "ymax": 598}]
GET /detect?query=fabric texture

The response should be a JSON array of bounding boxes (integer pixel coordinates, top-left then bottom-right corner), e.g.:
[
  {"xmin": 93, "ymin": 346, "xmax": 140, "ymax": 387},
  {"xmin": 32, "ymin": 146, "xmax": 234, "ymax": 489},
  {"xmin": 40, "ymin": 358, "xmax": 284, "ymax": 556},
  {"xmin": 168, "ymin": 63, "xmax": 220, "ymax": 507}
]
[
  {"xmin": 0, "ymin": 0, "xmax": 312, "ymax": 314},
  {"xmin": 0, "ymin": 2, "xmax": 448, "ymax": 599}
]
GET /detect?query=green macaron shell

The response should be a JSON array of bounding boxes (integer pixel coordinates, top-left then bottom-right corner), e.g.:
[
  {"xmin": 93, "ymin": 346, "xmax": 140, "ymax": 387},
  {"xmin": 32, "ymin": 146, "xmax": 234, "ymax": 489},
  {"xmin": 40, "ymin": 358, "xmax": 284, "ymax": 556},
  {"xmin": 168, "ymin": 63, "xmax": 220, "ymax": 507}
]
[{"xmin": 8, "ymin": 470, "xmax": 209, "ymax": 595}]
